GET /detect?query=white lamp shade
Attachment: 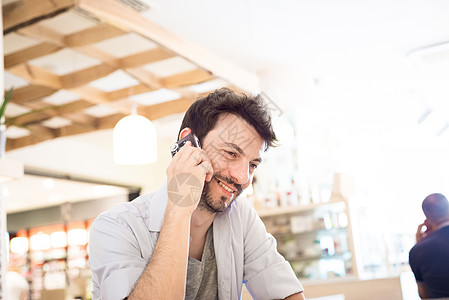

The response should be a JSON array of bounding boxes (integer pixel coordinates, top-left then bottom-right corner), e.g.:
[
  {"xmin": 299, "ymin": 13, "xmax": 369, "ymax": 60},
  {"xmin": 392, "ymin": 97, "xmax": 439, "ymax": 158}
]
[{"xmin": 113, "ymin": 114, "xmax": 157, "ymax": 165}]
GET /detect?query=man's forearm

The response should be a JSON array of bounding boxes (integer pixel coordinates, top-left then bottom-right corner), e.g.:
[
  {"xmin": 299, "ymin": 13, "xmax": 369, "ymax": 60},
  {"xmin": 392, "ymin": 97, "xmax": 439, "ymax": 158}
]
[
  {"xmin": 284, "ymin": 292, "xmax": 306, "ymax": 300},
  {"xmin": 128, "ymin": 206, "xmax": 191, "ymax": 299}
]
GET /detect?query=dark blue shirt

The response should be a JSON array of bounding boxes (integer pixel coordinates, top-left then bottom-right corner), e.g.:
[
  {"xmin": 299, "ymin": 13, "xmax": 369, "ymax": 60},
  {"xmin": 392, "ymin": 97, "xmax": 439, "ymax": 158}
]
[{"xmin": 409, "ymin": 225, "xmax": 449, "ymax": 298}]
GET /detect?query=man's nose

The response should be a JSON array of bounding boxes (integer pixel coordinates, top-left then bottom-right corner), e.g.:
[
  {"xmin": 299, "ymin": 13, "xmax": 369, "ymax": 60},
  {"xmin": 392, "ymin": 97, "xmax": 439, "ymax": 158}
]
[{"xmin": 229, "ymin": 160, "xmax": 250, "ymax": 185}]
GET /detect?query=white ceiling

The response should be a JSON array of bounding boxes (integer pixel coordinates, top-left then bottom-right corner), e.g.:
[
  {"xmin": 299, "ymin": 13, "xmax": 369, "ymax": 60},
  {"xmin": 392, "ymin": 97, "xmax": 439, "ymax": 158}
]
[{"xmin": 4, "ymin": 0, "xmax": 449, "ymax": 213}]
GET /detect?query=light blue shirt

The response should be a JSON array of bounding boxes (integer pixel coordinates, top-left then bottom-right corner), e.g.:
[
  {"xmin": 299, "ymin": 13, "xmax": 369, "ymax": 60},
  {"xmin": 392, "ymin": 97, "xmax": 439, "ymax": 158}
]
[{"xmin": 89, "ymin": 182, "xmax": 303, "ymax": 299}]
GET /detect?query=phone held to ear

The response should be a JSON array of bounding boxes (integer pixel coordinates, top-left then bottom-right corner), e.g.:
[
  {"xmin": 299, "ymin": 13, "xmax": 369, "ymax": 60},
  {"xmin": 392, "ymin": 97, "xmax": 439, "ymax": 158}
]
[{"xmin": 170, "ymin": 133, "xmax": 201, "ymax": 157}]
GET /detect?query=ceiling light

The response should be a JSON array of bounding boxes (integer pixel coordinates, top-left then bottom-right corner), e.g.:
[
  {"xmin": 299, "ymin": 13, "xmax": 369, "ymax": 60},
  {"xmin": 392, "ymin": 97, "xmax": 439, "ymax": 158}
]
[{"xmin": 113, "ymin": 105, "xmax": 157, "ymax": 165}]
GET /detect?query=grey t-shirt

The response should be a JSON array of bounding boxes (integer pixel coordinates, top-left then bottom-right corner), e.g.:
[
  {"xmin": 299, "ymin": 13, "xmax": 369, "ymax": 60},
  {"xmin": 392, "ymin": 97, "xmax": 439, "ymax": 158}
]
[{"xmin": 185, "ymin": 226, "xmax": 218, "ymax": 300}]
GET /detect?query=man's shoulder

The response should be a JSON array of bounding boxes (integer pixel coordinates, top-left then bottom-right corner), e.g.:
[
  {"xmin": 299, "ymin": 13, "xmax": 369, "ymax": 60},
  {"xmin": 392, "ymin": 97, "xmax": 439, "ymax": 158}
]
[
  {"xmin": 410, "ymin": 228, "xmax": 449, "ymax": 253},
  {"xmin": 230, "ymin": 196, "xmax": 257, "ymax": 217},
  {"xmin": 98, "ymin": 193, "xmax": 152, "ymax": 220},
  {"xmin": 94, "ymin": 183, "xmax": 168, "ymax": 232}
]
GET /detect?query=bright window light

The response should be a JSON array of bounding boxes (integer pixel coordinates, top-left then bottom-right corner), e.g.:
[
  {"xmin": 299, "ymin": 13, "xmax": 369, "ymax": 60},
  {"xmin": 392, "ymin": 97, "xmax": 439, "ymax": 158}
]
[
  {"xmin": 68, "ymin": 228, "xmax": 87, "ymax": 246},
  {"xmin": 10, "ymin": 236, "xmax": 29, "ymax": 255},
  {"xmin": 30, "ymin": 233, "xmax": 51, "ymax": 251},
  {"xmin": 51, "ymin": 231, "xmax": 67, "ymax": 248},
  {"xmin": 42, "ymin": 178, "xmax": 55, "ymax": 189}
]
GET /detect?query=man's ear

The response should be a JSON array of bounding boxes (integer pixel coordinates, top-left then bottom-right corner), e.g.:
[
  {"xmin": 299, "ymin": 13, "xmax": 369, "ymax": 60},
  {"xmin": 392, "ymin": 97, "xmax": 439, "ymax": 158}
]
[{"xmin": 178, "ymin": 128, "xmax": 192, "ymax": 141}]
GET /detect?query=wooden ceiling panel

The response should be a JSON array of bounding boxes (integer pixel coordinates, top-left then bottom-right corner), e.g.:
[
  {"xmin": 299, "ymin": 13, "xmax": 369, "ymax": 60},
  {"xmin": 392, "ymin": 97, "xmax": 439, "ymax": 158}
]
[
  {"xmin": 11, "ymin": 85, "xmax": 57, "ymax": 104},
  {"xmin": 4, "ymin": 42, "xmax": 62, "ymax": 68},
  {"xmin": 2, "ymin": 0, "xmax": 258, "ymax": 151}
]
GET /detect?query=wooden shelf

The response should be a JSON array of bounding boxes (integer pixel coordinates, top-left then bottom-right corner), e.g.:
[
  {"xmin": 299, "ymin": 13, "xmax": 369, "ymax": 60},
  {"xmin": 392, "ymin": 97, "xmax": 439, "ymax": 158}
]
[
  {"xmin": 289, "ymin": 251, "xmax": 352, "ymax": 263},
  {"xmin": 256, "ymin": 200, "xmax": 345, "ymax": 218},
  {"xmin": 271, "ymin": 226, "xmax": 348, "ymax": 239},
  {"xmin": 0, "ymin": 158, "xmax": 24, "ymax": 183}
]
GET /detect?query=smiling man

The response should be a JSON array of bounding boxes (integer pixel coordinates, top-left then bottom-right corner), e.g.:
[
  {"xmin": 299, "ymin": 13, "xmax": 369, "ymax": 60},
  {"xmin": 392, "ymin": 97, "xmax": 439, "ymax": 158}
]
[{"xmin": 89, "ymin": 88, "xmax": 305, "ymax": 299}]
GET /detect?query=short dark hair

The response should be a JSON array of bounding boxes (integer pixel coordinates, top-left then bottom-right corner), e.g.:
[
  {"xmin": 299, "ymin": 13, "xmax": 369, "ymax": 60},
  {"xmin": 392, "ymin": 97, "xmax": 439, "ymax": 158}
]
[{"xmin": 179, "ymin": 88, "xmax": 277, "ymax": 151}]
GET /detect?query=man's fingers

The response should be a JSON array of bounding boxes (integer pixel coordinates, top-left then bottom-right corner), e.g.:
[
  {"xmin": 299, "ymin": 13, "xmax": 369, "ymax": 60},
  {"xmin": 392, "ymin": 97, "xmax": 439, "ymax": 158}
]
[{"xmin": 198, "ymin": 160, "xmax": 213, "ymax": 182}]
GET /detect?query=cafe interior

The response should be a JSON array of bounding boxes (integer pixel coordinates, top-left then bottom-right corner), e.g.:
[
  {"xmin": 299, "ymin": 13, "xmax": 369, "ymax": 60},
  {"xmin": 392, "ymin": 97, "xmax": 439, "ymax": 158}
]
[{"xmin": 2, "ymin": 0, "xmax": 449, "ymax": 299}]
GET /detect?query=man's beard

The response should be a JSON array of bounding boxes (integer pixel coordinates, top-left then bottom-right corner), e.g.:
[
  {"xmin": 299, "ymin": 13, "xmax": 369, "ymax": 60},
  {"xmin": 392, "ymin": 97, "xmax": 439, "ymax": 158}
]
[{"xmin": 197, "ymin": 173, "xmax": 243, "ymax": 213}]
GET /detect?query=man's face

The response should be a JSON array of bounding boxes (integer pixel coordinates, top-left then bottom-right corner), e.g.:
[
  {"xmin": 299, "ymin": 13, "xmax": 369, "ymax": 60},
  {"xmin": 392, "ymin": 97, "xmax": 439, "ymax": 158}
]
[{"xmin": 198, "ymin": 114, "xmax": 265, "ymax": 213}]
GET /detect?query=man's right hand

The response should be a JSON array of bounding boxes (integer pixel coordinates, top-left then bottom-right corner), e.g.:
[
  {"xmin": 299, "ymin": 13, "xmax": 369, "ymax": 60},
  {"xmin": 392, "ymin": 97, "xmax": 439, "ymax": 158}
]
[
  {"xmin": 416, "ymin": 221, "xmax": 434, "ymax": 243},
  {"xmin": 166, "ymin": 141, "xmax": 213, "ymax": 214},
  {"xmin": 416, "ymin": 222, "xmax": 426, "ymax": 243},
  {"xmin": 128, "ymin": 142, "xmax": 213, "ymax": 300}
]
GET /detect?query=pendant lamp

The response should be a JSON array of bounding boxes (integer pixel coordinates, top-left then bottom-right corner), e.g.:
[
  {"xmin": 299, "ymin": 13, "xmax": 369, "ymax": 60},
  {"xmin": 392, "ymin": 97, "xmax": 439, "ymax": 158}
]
[{"xmin": 113, "ymin": 105, "xmax": 157, "ymax": 165}]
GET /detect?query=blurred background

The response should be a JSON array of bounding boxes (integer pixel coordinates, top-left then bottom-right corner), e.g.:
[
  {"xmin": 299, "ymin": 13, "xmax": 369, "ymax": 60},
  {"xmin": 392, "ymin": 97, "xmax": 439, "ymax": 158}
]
[{"xmin": 3, "ymin": 0, "xmax": 449, "ymax": 299}]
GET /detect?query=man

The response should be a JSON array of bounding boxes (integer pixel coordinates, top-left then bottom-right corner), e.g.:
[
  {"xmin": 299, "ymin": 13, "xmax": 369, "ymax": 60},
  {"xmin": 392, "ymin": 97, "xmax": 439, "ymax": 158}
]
[
  {"xmin": 89, "ymin": 88, "xmax": 305, "ymax": 299},
  {"xmin": 409, "ymin": 193, "xmax": 449, "ymax": 299}
]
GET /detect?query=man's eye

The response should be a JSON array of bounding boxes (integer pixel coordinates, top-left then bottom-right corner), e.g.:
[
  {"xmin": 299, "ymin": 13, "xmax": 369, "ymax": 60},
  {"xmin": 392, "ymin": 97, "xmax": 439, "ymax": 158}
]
[
  {"xmin": 226, "ymin": 151, "xmax": 236, "ymax": 157},
  {"xmin": 250, "ymin": 163, "xmax": 258, "ymax": 170}
]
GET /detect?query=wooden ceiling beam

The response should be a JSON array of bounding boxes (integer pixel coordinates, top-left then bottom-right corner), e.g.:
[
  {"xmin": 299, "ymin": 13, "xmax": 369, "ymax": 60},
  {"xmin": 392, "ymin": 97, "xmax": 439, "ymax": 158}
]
[
  {"xmin": 7, "ymin": 110, "xmax": 53, "ymax": 127},
  {"xmin": 10, "ymin": 85, "xmax": 57, "ymax": 104},
  {"xmin": 67, "ymin": 86, "xmax": 133, "ymax": 116},
  {"xmin": 61, "ymin": 111, "xmax": 97, "ymax": 127},
  {"xmin": 160, "ymin": 69, "xmax": 213, "ymax": 89},
  {"xmin": 8, "ymin": 64, "xmax": 62, "ymax": 89},
  {"xmin": 139, "ymin": 96, "xmax": 196, "ymax": 120},
  {"xmin": 6, "ymin": 135, "xmax": 42, "ymax": 151},
  {"xmin": 106, "ymin": 84, "xmax": 153, "ymax": 100},
  {"xmin": 18, "ymin": 24, "xmax": 65, "ymax": 46},
  {"xmin": 5, "ymin": 43, "xmax": 63, "ymax": 69},
  {"xmin": 3, "ymin": 0, "xmax": 75, "ymax": 33},
  {"xmin": 97, "ymin": 113, "xmax": 126, "ymax": 129},
  {"xmin": 52, "ymin": 123, "xmax": 96, "ymax": 138},
  {"xmin": 75, "ymin": 46, "xmax": 165, "ymax": 91},
  {"xmin": 52, "ymin": 99, "xmax": 95, "ymax": 115},
  {"xmin": 68, "ymin": 86, "xmax": 110, "ymax": 104},
  {"xmin": 64, "ymin": 23, "xmax": 126, "ymax": 47},
  {"xmin": 77, "ymin": 0, "xmax": 259, "ymax": 92},
  {"xmin": 15, "ymin": 20, "xmax": 169, "ymax": 92},
  {"xmin": 75, "ymin": 45, "xmax": 120, "ymax": 65},
  {"xmin": 119, "ymin": 48, "xmax": 175, "ymax": 69},
  {"xmin": 60, "ymin": 63, "xmax": 117, "ymax": 89},
  {"xmin": 25, "ymin": 124, "xmax": 56, "ymax": 141},
  {"xmin": 125, "ymin": 68, "xmax": 162, "ymax": 89}
]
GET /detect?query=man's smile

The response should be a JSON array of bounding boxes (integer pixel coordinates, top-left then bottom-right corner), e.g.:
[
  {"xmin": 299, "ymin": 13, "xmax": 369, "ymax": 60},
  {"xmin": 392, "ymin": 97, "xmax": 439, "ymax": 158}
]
[{"xmin": 216, "ymin": 178, "xmax": 235, "ymax": 194}]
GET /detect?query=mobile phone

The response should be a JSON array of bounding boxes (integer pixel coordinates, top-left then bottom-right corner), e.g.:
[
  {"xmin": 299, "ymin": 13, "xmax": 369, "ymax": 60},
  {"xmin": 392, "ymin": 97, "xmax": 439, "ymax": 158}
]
[{"xmin": 170, "ymin": 133, "xmax": 201, "ymax": 157}]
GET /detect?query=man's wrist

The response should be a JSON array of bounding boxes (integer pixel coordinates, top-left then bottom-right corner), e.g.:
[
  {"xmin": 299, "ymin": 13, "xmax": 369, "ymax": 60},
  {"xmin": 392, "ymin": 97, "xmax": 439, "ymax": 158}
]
[{"xmin": 166, "ymin": 200, "xmax": 195, "ymax": 218}]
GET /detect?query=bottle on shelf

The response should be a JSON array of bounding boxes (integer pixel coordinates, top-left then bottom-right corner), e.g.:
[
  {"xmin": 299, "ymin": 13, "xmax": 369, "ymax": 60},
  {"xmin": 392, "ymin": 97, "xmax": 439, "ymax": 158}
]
[{"xmin": 286, "ymin": 178, "xmax": 299, "ymax": 207}]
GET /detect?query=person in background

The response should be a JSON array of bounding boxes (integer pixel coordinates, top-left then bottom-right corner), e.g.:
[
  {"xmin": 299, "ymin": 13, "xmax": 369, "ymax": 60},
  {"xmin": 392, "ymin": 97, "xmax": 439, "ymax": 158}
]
[
  {"xmin": 409, "ymin": 193, "xmax": 449, "ymax": 299},
  {"xmin": 89, "ymin": 88, "xmax": 305, "ymax": 299},
  {"xmin": 6, "ymin": 271, "xmax": 29, "ymax": 300}
]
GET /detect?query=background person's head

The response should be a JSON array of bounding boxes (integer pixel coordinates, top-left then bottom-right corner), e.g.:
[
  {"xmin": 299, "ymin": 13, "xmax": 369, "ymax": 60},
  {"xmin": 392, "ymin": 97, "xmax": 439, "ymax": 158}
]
[
  {"xmin": 178, "ymin": 88, "xmax": 277, "ymax": 151},
  {"xmin": 422, "ymin": 193, "xmax": 449, "ymax": 227}
]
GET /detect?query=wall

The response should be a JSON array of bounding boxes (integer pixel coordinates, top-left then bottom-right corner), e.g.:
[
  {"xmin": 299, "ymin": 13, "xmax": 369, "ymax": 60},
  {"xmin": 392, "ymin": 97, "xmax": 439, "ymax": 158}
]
[{"xmin": 7, "ymin": 194, "xmax": 128, "ymax": 232}]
